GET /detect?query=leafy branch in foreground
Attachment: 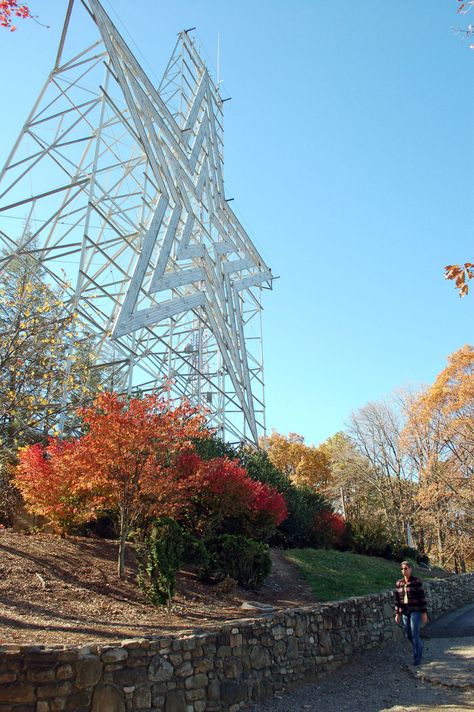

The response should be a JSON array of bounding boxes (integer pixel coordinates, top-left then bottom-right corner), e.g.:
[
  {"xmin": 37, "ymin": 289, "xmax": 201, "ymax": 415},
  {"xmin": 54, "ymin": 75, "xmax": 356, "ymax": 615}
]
[{"xmin": 445, "ymin": 262, "xmax": 474, "ymax": 297}]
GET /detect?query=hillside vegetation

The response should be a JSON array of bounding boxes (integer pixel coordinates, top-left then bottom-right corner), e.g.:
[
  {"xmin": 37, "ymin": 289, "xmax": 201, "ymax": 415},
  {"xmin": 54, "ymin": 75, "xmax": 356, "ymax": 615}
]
[{"xmin": 285, "ymin": 548, "xmax": 445, "ymax": 602}]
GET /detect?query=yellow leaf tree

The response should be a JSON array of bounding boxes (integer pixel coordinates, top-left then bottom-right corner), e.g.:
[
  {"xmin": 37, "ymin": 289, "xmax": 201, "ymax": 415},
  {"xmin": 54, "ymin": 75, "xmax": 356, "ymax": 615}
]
[
  {"xmin": 259, "ymin": 431, "xmax": 332, "ymax": 494},
  {"xmin": 402, "ymin": 345, "xmax": 474, "ymax": 570}
]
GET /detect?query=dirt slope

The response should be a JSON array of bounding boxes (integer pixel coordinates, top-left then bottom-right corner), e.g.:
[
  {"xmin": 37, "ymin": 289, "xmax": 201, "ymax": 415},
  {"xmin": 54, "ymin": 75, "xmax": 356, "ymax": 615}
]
[{"xmin": 0, "ymin": 531, "xmax": 315, "ymax": 646}]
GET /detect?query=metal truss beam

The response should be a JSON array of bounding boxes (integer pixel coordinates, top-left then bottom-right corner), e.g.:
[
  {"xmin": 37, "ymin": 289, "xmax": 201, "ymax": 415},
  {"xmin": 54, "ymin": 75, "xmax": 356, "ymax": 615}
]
[{"xmin": 0, "ymin": 0, "xmax": 272, "ymax": 445}]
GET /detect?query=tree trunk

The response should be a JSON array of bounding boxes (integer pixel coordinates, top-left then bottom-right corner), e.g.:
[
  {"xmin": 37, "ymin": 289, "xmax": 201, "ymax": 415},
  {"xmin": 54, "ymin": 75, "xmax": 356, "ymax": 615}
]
[
  {"xmin": 340, "ymin": 487, "xmax": 346, "ymax": 519},
  {"xmin": 436, "ymin": 509, "xmax": 444, "ymax": 568},
  {"xmin": 118, "ymin": 508, "xmax": 130, "ymax": 579}
]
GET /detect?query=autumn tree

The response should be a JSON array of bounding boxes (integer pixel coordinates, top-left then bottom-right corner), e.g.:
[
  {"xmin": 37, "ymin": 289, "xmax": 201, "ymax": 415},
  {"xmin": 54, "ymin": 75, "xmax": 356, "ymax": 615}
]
[
  {"xmin": 14, "ymin": 392, "xmax": 208, "ymax": 578},
  {"xmin": 402, "ymin": 345, "xmax": 474, "ymax": 569},
  {"xmin": 347, "ymin": 397, "xmax": 417, "ymax": 543},
  {"xmin": 0, "ymin": 255, "xmax": 106, "ymax": 453},
  {"xmin": 259, "ymin": 431, "xmax": 332, "ymax": 494},
  {"xmin": 0, "ymin": 253, "xmax": 113, "ymax": 524},
  {"xmin": 15, "ymin": 438, "xmax": 105, "ymax": 532},
  {"xmin": 399, "ymin": 388, "xmax": 449, "ymax": 565},
  {"xmin": 320, "ymin": 431, "xmax": 375, "ymax": 522}
]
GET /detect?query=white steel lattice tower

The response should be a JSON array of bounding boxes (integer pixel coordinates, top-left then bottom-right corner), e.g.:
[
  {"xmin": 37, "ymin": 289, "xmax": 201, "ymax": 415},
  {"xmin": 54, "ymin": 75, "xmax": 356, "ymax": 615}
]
[{"xmin": 0, "ymin": 0, "xmax": 273, "ymax": 444}]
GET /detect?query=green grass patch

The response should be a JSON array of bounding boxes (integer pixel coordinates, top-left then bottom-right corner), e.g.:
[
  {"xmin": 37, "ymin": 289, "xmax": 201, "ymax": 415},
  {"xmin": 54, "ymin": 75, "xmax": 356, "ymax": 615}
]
[{"xmin": 285, "ymin": 548, "xmax": 437, "ymax": 602}]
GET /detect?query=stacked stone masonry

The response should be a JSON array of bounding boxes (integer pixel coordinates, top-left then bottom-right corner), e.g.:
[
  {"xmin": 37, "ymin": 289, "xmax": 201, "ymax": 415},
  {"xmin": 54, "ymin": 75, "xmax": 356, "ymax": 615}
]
[{"xmin": 0, "ymin": 573, "xmax": 473, "ymax": 712}]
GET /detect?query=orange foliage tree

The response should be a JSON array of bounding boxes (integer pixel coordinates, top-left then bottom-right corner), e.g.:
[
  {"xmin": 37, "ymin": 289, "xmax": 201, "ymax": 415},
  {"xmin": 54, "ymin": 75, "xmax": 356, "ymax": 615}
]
[
  {"xmin": 402, "ymin": 345, "xmax": 474, "ymax": 569},
  {"xmin": 259, "ymin": 431, "xmax": 332, "ymax": 494},
  {"xmin": 14, "ymin": 392, "xmax": 208, "ymax": 578},
  {"xmin": 15, "ymin": 438, "xmax": 105, "ymax": 531}
]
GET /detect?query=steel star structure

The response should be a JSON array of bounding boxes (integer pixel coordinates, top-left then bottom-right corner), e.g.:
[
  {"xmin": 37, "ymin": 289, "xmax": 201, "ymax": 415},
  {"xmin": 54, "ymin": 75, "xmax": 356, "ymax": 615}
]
[{"xmin": 0, "ymin": 0, "xmax": 273, "ymax": 444}]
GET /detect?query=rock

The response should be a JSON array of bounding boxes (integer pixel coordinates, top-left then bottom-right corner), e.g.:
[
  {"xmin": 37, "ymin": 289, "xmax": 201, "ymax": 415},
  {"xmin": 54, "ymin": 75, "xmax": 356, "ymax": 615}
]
[
  {"xmin": 148, "ymin": 655, "xmax": 174, "ymax": 682},
  {"xmin": 56, "ymin": 665, "xmax": 73, "ymax": 681},
  {"xmin": 0, "ymin": 683, "xmax": 35, "ymax": 703},
  {"xmin": 91, "ymin": 683, "xmax": 125, "ymax": 712},
  {"xmin": 175, "ymin": 661, "xmax": 193, "ymax": 678},
  {"xmin": 220, "ymin": 679, "xmax": 247, "ymax": 705},
  {"xmin": 249, "ymin": 646, "xmax": 271, "ymax": 670},
  {"xmin": 207, "ymin": 679, "xmax": 220, "ymax": 701},
  {"xmin": 65, "ymin": 688, "xmax": 92, "ymax": 710},
  {"xmin": 101, "ymin": 649, "xmax": 128, "ymax": 664},
  {"xmin": 318, "ymin": 630, "xmax": 333, "ymax": 656},
  {"xmin": 241, "ymin": 601, "xmax": 275, "ymax": 612},
  {"xmin": 223, "ymin": 658, "xmax": 242, "ymax": 679},
  {"xmin": 26, "ymin": 668, "xmax": 55, "ymax": 683},
  {"xmin": 132, "ymin": 684, "xmax": 152, "ymax": 709},
  {"xmin": 272, "ymin": 625, "xmax": 286, "ymax": 641},
  {"xmin": 113, "ymin": 666, "xmax": 147, "ymax": 686},
  {"xmin": 164, "ymin": 689, "xmax": 187, "ymax": 712},
  {"xmin": 37, "ymin": 681, "xmax": 73, "ymax": 700},
  {"xmin": 184, "ymin": 673, "xmax": 208, "ymax": 689},
  {"xmin": 75, "ymin": 655, "xmax": 102, "ymax": 689}
]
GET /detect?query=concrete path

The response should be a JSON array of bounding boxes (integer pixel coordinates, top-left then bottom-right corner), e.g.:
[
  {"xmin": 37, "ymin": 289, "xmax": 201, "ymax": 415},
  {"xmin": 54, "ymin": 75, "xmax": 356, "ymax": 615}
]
[
  {"xmin": 254, "ymin": 638, "xmax": 474, "ymax": 712},
  {"xmin": 255, "ymin": 605, "xmax": 474, "ymax": 712},
  {"xmin": 423, "ymin": 603, "xmax": 474, "ymax": 638},
  {"xmin": 409, "ymin": 637, "xmax": 474, "ymax": 690},
  {"xmin": 402, "ymin": 604, "xmax": 474, "ymax": 690}
]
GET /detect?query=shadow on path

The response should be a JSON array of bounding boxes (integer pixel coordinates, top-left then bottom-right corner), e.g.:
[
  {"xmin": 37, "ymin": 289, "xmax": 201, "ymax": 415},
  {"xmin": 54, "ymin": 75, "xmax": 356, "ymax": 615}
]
[{"xmin": 254, "ymin": 638, "xmax": 474, "ymax": 712}]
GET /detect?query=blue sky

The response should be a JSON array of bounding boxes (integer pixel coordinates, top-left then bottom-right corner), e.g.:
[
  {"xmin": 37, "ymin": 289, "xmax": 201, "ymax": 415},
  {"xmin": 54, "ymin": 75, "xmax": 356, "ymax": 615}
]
[{"xmin": 1, "ymin": 1, "xmax": 473, "ymax": 445}]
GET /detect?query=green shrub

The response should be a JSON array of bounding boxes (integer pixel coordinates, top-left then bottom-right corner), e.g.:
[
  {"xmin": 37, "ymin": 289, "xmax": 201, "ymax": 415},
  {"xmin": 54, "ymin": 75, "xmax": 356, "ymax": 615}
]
[
  {"xmin": 351, "ymin": 520, "xmax": 394, "ymax": 558},
  {"xmin": 350, "ymin": 520, "xmax": 419, "ymax": 562},
  {"xmin": 391, "ymin": 543, "xmax": 418, "ymax": 563},
  {"xmin": 193, "ymin": 436, "xmax": 239, "ymax": 461},
  {"xmin": 337, "ymin": 519, "xmax": 354, "ymax": 551},
  {"xmin": 202, "ymin": 534, "xmax": 271, "ymax": 589},
  {"xmin": 135, "ymin": 517, "xmax": 184, "ymax": 607},
  {"xmin": 239, "ymin": 448, "xmax": 330, "ymax": 548},
  {"xmin": 182, "ymin": 531, "xmax": 210, "ymax": 570},
  {"xmin": 416, "ymin": 552, "xmax": 430, "ymax": 567}
]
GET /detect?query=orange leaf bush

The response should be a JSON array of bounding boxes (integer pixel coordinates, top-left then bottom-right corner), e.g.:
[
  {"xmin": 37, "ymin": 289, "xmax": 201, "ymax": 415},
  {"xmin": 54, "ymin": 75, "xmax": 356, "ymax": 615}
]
[{"xmin": 14, "ymin": 392, "xmax": 208, "ymax": 577}]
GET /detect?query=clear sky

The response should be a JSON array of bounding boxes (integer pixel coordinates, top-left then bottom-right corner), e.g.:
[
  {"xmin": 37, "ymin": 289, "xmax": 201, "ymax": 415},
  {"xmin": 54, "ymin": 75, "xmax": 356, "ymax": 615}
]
[{"xmin": 1, "ymin": 0, "xmax": 473, "ymax": 445}]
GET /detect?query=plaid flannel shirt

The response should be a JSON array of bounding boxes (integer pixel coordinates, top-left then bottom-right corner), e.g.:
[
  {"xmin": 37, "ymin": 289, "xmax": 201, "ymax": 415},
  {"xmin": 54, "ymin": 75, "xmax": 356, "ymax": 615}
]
[{"xmin": 394, "ymin": 575, "xmax": 428, "ymax": 615}]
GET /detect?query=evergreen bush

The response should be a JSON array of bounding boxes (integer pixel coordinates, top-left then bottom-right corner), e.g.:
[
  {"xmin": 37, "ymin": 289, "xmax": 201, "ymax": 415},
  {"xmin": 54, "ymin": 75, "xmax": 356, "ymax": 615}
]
[
  {"xmin": 135, "ymin": 517, "xmax": 184, "ymax": 607},
  {"xmin": 202, "ymin": 534, "xmax": 271, "ymax": 589},
  {"xmin": 182, "ymin": 530, "xmax": 210, "ymax": 570}
]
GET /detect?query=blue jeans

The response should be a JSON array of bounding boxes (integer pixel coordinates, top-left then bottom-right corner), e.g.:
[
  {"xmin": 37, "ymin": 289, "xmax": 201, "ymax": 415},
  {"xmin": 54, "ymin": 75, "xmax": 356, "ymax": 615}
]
[{"xmin": 402, "ymin": 611, "xmax": 423, "ymax": 664}]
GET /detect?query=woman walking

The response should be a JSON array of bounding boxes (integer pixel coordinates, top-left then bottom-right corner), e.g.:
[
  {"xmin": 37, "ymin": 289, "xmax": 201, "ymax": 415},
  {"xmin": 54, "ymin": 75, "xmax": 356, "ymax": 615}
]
[{"xmin": 395, "ymin": 561, "xmax": 428, "ymax": 666}]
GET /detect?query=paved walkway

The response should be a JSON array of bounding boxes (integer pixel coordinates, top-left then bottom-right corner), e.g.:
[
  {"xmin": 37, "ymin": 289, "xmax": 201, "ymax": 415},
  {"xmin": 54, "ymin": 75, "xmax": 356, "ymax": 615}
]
[
  {"xmin": 406, "ymin": 604, "xmax": 474, "ymax": 690},
  {"xmin": 423, "ymin": 602, "xmax": 474, "ymax": 639},
  {"xmin": 254, "ymin": 605, "xmax": 474, "ymax": 712},
  {"xmin": 408, "ymin": 637, "xmax": 474, "ymax": 689}
]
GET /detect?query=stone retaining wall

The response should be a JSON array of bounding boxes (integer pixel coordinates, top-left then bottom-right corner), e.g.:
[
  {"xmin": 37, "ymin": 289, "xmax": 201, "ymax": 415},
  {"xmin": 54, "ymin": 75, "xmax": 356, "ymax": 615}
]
[{"xmin": 0, "ymin": 573, "xmax": 473, "ymax": 712}]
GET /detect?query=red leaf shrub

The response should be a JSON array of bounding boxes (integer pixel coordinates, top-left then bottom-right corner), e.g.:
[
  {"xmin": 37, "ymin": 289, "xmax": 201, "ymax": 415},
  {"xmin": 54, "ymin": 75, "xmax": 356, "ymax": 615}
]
[
  {"xmin": 315, "ymin": 510, "xmax": 347, "ymax": 548},
  {"xmin": 250, "ymin": 481, "xmax": 288, "ymax": 526},
  {"xmin": 161, "ymin": 453, "xmax": 288, "ymax": 539}
]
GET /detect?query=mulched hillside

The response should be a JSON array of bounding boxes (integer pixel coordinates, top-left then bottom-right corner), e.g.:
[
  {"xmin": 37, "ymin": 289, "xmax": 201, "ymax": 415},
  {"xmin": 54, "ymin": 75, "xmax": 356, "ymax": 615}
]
[{"xmin": 0, "ymin": 531, "xmax": 315, "ymax": 646}]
